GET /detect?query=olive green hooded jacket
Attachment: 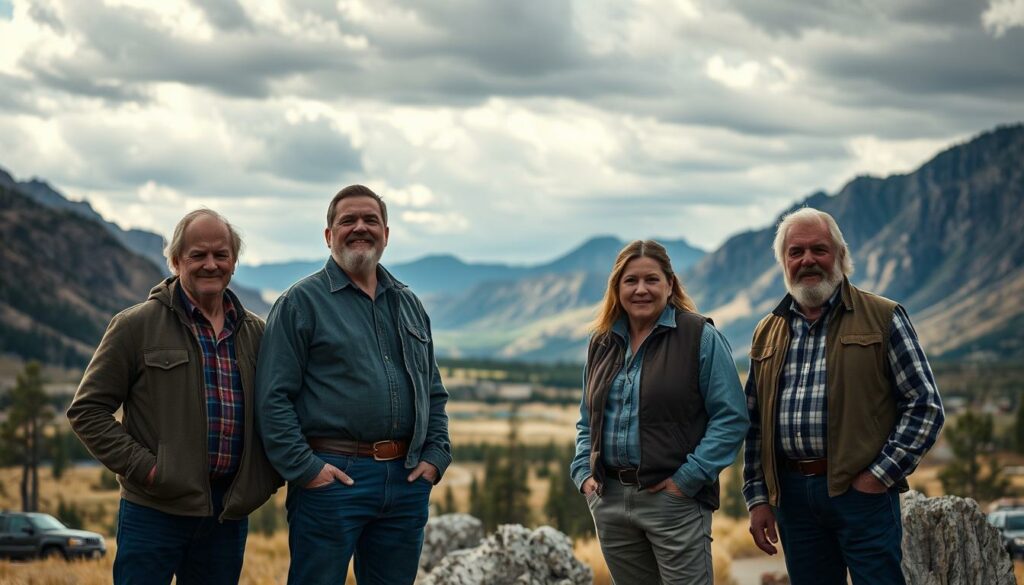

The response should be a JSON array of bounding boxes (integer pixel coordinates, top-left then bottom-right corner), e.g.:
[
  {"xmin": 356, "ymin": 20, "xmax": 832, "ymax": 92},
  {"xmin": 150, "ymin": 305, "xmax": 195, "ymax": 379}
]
[{"xmin": 67, "ymin": 277, "xmax": 282, "ymax": 520}]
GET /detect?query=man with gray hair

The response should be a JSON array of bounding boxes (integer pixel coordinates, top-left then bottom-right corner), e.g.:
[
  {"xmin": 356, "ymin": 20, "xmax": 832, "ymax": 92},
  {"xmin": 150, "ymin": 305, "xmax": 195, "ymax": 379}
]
[
  {"xmin": 742, "ymin": 208, "xmax": 944, "ymax": 585},
  {"xmin": 68, "ymin": 209, "xmax": 281, "ymax": 585}
]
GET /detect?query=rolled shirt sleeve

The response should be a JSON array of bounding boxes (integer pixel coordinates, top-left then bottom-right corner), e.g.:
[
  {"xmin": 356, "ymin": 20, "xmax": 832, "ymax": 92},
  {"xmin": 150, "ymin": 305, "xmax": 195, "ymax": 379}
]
[
  {"xmin": 671, "ymin": 324, "xmax": 750, "ymax": 497},
  {"xmin": 570, "ymin": 364, "xmax": 594, "ymax": 492},
  {"xmin": 741, "ymin": 361, "xmax": 769, "ymax": 509},
  {"xmin": 868, "ymin": 306, "xmax": 945, "ymax": 487}
]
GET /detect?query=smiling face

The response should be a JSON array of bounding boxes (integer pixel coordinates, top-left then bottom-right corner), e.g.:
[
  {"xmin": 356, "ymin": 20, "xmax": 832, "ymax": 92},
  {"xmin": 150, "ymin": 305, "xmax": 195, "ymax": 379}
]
[
  {"xmin": 325, "ymin": 194, "xmax": 389, "ymax": 276},
  {"xmin": 617, "ymin": 256, "xmax": 672, "ymax": 328},
  {"xmin": 173, "ymin": 214, "xmax": 235, "ymax": 304},
  {"xmin": 783, "ymin": 218, "xmax": 843, "ymax": 309}
]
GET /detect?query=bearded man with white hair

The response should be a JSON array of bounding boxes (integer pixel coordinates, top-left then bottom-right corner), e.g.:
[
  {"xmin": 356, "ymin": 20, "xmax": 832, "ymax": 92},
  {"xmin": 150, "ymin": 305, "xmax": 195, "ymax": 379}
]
[{"xmin": 741, "ymin": 208, "xmax": 944, "ymax": 585}]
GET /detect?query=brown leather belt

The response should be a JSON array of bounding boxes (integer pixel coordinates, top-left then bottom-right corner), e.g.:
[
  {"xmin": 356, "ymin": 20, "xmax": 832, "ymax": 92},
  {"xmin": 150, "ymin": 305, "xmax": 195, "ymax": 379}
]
[
  {"xmin": 308, "ymin": 437, "xmax": 409, "ymax": 461},
  {"xmin": 783, "ymin": 457, "xmax": 828, "ymax": 476},
  {"xmin": 606, "ymin": 467, "xmax": 640, "ymax": 485}
]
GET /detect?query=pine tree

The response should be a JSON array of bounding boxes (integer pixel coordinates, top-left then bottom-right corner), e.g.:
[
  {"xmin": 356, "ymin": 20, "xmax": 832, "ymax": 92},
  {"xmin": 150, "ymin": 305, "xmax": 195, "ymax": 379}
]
[
  {"xmin": 720, "ymin": 452, "xmax": 748, "ymax": 519},
  {"xmin": 0, "ymin": 362, "xmax": 54, "ymax": 511},
  {"xmin": 469, "ymin": 473, "xmax": 484, "ymax": 521},
  {"xmin": 443, "ymin": 484, "xmax": 457, "ymax": 514},
  {"xmin": 1015, "ymin": 398, "xmax": 1024, "ymax": 454},
  {"xmin": 939, "ymin": 410, "xmax": 1010, "ymax": 501},
  {"xmin": 51, "ymin": 427, "xmax": 69, "ymax": 480},
  {"xmin": 542, "ymin": 443, "xmax": 594, "ymax": 538}
]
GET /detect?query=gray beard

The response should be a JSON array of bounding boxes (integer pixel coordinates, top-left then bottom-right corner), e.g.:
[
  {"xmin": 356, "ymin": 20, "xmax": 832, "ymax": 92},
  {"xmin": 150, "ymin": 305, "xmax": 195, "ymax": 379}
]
[
  {"xmin": 787, "ymin": 267, "xmax": 843, "ymax": 309},
  {"xmin": 337, "ymin": 246, "xmax": 381, "ymax": 276}
]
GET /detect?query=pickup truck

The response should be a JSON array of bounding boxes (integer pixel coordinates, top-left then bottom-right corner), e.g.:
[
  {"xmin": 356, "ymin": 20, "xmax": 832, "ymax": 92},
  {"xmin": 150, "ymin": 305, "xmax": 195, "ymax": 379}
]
[{"xmin": 0, "ymin": 512, "xmax": 106, "ymax": 560}]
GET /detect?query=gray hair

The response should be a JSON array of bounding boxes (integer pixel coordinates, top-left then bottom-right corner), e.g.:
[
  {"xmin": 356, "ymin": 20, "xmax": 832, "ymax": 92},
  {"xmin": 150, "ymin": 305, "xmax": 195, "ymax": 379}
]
[
  {"xmin": 163, "ymin": 208, "xmax": 243, "ymax": 274},
  {"xmin": 772, "ymin": 207, "xmax": 854, "ymax": 276}
]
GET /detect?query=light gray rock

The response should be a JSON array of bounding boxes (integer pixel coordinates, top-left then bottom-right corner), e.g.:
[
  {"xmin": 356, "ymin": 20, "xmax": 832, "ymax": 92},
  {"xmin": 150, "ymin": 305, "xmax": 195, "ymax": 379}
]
[
  {"xmin": 901, "ymin": 491, "xmax": 1015, "ymax": 585},
  {"xmin": 419, "ymin": 514, "xmax": 486, "ymax": 573},
  {"xmin": 421, "ymin": 523, "xmax": 593, "ymax": 585}
]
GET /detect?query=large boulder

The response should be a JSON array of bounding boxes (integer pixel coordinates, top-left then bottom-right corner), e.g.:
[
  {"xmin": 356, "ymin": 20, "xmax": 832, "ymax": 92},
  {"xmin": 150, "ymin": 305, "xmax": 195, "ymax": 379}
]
[
  {"xmin": 420, "ymin": 513, "xmax": 486, "ymax": 573},
  {"xmin": 421, "ymin": 523, "xmax": 593, "ymax": 585},
  {"xmin": 901, "ymin": 491, "xmax": 1015, "ymax": 585}
]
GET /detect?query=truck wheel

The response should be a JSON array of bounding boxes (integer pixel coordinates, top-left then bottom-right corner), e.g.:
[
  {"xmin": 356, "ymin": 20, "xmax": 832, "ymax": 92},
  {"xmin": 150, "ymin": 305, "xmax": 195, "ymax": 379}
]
[{"xmin": 41, "ymin": 546, "xmax": 65, "ymax": 560}]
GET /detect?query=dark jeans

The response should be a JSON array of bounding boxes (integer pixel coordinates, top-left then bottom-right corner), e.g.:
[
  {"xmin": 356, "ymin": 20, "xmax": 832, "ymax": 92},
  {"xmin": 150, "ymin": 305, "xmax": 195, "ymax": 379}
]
[
  {"xmin": 113, "ymin": 482, "xmax": 248, "ymax": 585},
  {"xmin": 776, "ymin": 470, "xmax": 905, "ymax": 585},
  {"xmin": 286, "ymin": 453, "xmax": 433, "ymax": 585}
]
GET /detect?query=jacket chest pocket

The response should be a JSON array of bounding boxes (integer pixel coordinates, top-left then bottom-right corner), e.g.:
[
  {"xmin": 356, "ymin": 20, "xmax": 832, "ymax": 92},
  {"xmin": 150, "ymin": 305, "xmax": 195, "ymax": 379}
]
[
  {"xmin": 142, "ymin": 348, "xmax": 190, "ymax": 398},
  {"xmin": 403, "ymin": 323, "xmax": 431, "ymax": 375}
]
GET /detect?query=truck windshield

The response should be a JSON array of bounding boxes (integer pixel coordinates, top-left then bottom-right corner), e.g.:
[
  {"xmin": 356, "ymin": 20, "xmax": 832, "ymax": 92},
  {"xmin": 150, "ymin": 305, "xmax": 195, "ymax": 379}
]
[
  {"xmin": 1006, "ymin": 515, "xmax": 1024, "ymax": 530},
  {"xmin": 28, "ymin": 515, "xmax": 66, "ymax": 531}
]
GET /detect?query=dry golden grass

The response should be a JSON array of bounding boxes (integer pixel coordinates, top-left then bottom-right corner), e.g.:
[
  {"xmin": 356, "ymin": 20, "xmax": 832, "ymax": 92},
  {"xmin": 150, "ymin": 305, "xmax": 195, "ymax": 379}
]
[
  {"xmin": 0, "ymin": 556, "xmax": 112, "ymax": 585},
  {"xmin": 447, "ymin": 401, "xmax": 580, "ymax": 446},
  {"xmin": 714, "ymin": 515, "xmax": 763, "ymax": 560},
  {"xmin": 0, "ymin": 466, "xmax": 120, "ymax": 534}
]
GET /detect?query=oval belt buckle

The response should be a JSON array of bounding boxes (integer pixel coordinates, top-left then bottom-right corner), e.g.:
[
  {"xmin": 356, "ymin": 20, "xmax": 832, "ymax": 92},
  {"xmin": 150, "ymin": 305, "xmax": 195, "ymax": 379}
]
[{"xmin": 372, "ymin": 440, "xmax": 397, "ymax": 461}]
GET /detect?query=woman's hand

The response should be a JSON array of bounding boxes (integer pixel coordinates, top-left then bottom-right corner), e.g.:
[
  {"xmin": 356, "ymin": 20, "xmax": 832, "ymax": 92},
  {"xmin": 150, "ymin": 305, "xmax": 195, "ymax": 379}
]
[
  {"xmin": 646, "ymin": 477, "xmax": 685, "ymax": 497},
  {"xmin": 582, "ymin": 476, "xmax": 600, "ymax": 496}
]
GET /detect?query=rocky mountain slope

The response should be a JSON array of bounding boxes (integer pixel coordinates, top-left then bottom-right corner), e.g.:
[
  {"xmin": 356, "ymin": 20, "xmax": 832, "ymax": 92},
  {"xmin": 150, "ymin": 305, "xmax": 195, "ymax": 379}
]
[
  {"xmin": 687, "ymin": 123, "xmax": 1024, "ymax": 362},
  {"xmin": 0, "ymin": 183, "xmax": 165, "ymax": 366},
  {"xmin": 0, "ymin": 172, "xmax": 271, "ymax": 366}
]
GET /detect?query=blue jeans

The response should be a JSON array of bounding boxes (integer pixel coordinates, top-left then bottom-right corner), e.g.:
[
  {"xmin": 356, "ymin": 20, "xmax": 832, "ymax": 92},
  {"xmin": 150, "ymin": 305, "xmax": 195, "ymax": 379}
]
[
  {"xmin": 286, "ymin": 453, "xmax": 433, "ymax": 585},
  {"xmin": 113, "ymin": 482, "xmax": 248, "ymax": 585},
  {"xmin": 776, "ymin": 470, "xmax": 905, "ymax": 585}
]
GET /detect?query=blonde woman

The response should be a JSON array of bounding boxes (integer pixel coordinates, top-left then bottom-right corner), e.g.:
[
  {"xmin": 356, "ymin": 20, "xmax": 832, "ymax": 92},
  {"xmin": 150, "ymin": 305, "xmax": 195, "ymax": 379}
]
[{"xmin": 570, "ymin": 240, "xmax": 748, "ymax": 585}]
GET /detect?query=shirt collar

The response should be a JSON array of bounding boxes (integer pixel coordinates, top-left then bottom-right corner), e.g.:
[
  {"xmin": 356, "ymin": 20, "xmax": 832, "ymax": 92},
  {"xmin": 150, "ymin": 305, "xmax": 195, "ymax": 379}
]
[
  {"xmin": 324, "ymin": 257, "xmax": 401, "ymax": 295},
  {"xmin": 611, "ymin": 304, "xmax": 677, "ymax": 341},
  {"xmin": 178, "ymin": 285, "xmax": 237, "ymax": 326}
]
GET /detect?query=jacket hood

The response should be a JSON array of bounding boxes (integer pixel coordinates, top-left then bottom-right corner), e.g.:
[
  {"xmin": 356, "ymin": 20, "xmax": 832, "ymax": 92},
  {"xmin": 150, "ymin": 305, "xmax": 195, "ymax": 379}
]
[{"xmin": 147, "ymin": 276, "xmax": 249, "ymax": 318}]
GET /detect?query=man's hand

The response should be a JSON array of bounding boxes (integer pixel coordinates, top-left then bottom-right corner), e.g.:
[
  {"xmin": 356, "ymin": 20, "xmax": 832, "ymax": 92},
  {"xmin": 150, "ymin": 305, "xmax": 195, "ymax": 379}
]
[
  {"xmin": 581, "ymin": 476, "xmax": 600, "ymax": 496},
  {"xmin": 407, "ymin": 461, "xmax": 438, "ymax": 484},
  {"xmin": 305, "ymin": 463, "xmax": 354, "ymax": 489},
  {"xmin": 145, "ymin": 465, "xmax": 157, "ymax": 486},
  {"xmin": 646, "ymin": 477, "xmax": 685, "ymax": 498},
  {"xmin": 749, "ymin": 504, "xmax": 779, "ymax": 555},
  {"xmin": 851, "ymin": 469, "xmax": 888, "ymax": 494}
]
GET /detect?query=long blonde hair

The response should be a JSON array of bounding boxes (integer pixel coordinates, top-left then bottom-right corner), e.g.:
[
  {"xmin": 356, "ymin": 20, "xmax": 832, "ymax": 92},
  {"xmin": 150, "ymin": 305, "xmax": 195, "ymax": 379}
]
[{"xmin": 590, "ymin": 240, "xmax": 697, "ymax": 336}]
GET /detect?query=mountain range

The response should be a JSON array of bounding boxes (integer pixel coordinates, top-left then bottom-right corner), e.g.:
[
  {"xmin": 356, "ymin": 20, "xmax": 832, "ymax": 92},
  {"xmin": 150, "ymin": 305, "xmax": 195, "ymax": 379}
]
[
  {"xmin": 235, "ymin": 124, "xmax": 1024, "ymax": 362},
  {"xmin": 1, "ymin": 122, "xmax": 1021, "ymax": 366},
  {"xmin": 0, "ymin": 169, "xmax": 269, "ymax": 366}
]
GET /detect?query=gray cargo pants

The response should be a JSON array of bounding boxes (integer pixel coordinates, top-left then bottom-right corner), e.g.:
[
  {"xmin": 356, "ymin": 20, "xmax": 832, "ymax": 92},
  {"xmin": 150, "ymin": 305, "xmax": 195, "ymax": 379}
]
[{"xmin": 587, "ymin": 479, "xmax": 713, "ymax": 585}]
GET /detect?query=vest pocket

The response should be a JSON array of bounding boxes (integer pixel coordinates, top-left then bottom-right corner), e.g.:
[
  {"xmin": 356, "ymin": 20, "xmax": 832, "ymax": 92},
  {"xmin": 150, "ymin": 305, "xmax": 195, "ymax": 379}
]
[
  {"xmin": 749, "ymin": 345, "xmax": 775, "ymax": 361},
  {"xmin": 839, "ymin": 333, "xmax": 883, "ymax": 346}
]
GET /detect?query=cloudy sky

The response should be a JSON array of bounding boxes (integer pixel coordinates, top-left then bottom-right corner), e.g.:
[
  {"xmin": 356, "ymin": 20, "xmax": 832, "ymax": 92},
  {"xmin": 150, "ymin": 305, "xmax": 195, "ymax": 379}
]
[{"xmin": 1, "ymin": 0, "xmax": 1022, "ymax": 265}]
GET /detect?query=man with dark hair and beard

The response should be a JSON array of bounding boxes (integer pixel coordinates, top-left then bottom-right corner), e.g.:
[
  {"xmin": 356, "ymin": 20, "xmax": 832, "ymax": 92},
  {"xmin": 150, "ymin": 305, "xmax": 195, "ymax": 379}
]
[
  {"xmin": 255, "ymin": 185, "xmax": 451, "ymax": 585},
  {"xmin": 742, "ymin": 208, "xmax": 944, "ymax": 585}
]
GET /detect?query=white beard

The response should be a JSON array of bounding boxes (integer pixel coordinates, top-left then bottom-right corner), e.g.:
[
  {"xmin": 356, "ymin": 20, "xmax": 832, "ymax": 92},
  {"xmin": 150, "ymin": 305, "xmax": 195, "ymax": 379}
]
[{"xmin": 786, "ymin": 265, "xmax": 843, "ymax": 309}]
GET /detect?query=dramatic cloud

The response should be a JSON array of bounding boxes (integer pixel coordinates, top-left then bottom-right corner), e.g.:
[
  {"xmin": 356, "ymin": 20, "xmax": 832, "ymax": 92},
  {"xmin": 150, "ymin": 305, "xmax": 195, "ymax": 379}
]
[{"xmin": 0, "ymin": 0, "xmax": 1020, "ymax": 264}]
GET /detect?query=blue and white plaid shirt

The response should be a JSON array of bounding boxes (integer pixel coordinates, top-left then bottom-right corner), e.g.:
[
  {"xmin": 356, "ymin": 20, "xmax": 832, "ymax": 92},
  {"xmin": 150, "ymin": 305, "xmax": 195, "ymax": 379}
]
[{"xmin": 742, "ymin": 290, "xmax": 944, "ymax": 508}]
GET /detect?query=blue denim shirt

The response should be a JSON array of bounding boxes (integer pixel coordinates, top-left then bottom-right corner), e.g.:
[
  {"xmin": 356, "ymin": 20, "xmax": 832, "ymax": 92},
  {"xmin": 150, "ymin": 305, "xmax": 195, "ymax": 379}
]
[
  {"xmin": 256, "ymin": 259, "xmax": 452, "ymax": 486},
  {"xmin": 571, "ymin": 306, "xmax": 749, "ymax": 496}
]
